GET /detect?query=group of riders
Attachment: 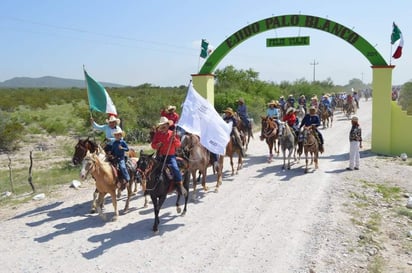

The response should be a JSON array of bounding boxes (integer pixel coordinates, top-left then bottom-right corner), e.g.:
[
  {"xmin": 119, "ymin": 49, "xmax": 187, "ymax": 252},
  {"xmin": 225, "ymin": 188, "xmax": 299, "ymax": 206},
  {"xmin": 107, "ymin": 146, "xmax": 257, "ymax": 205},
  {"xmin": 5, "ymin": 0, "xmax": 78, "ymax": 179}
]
[{"xmin": 88, "ymin": 90, "xmax": 360, "ymax": 196}]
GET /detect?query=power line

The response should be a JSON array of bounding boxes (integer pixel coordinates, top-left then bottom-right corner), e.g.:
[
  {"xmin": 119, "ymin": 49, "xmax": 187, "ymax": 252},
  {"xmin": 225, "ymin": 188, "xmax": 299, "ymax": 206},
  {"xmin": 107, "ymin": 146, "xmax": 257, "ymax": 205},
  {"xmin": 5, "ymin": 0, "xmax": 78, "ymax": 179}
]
[{"xmin": 310, "ymin": 59, "xmax": 319, "ymax": 82}]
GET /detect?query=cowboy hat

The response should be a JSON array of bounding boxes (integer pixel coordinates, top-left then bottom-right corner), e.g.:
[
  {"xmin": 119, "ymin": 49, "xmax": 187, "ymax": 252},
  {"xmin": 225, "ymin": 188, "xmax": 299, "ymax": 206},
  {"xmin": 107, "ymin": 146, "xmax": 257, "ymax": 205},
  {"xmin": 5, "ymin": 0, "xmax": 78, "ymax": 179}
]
[
  {"xmin": 286, "ymin": 107, "xmax": 295, "ymax": 114},
  {"xmin": 223, "ymin": 107, "xmax": 234, "ymax": 115},
  {"xmin": 351, "ymin": 116, "xmax": 359, "ymax": 122},
  {"xmin": 157, "ymin": 116, "xmax": 173, "ymax": 127},
  {"xmin": 237, "ymin": 98, "xmax": 245, "ymax": 103},
  {"xmin": 112, "ymin": 127, "xmax": 124, "ymax": 136},
  {"xmin": 106, "ymin": 115, "xmax": 120, "ymax": 124},
  {"xmin": 309, "ymin": 106, "xmax": 317, "ymax": 111},
  {"xmin": 267, "ymin": 100, "xmax": 278, "ymax": 106},
  {"xmin": 167, "ymin": 105, "xmax": 176, "ymax": 111}
]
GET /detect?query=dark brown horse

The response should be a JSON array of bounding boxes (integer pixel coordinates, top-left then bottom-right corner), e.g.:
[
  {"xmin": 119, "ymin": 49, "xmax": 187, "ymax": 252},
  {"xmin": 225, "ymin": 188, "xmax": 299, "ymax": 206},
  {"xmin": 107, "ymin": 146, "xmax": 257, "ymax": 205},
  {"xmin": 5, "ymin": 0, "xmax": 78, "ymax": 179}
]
[
  {"xmin": 302, "ymin": 126, "xmax": 319, "ymax": 173},
  {"xmin": 260, "ymin": 116, "xmax": 279, "ymax": 163},
  {"xmin": 140, "ymin": 153, "xmax": 190, "ymax": 233},
  {"xmin": 236, "ymin": 114, "xmax": 253, "ymax": 151}
]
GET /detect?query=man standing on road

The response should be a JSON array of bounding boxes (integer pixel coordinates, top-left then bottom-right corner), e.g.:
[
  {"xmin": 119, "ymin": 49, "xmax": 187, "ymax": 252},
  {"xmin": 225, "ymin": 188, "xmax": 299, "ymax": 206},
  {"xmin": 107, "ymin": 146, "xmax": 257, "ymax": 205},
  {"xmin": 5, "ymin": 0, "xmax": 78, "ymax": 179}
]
[{"xmin": 347, "ymin": 116, "xmax": 362, "ymax": 170}]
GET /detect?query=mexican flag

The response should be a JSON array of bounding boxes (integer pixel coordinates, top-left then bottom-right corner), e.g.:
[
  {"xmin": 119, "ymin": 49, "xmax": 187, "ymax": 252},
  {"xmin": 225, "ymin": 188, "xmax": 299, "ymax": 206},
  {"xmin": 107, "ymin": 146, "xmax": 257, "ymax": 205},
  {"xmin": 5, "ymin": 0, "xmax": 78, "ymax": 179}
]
[
  {"xmin": 84, "ymin": 69, "xmax": 117, "ymax": 116},
  {"xmin": 391, "ymin": 22, "xmax": 404, "ymax": 59}
]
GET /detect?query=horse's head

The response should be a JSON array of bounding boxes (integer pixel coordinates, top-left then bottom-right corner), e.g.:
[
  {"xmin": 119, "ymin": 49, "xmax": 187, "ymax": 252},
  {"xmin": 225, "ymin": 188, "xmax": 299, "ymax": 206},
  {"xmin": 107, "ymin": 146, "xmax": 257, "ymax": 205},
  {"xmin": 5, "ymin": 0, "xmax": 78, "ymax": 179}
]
[
  {"xmin": 72, "ymin": 137, "xmax": 97, "ymax": 165},
  {"xmin": 79, "ymin": 151, "xmax": 97, "ymax": 180},
  {"xmin": 261, "ymin": 117, "xmax": 278, "ymax": 138},
  {"xmin": 136, "ymin": 150, "xmax": 154, "ymax": 175}
]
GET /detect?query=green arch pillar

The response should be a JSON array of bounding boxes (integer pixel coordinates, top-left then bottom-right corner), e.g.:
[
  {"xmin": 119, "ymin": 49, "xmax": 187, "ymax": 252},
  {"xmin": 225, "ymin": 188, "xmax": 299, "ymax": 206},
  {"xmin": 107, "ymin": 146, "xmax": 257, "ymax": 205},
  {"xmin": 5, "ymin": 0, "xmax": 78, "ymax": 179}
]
[{"xmin": 371, "ymin": 66, "xmax": 394, "ymax": 155}]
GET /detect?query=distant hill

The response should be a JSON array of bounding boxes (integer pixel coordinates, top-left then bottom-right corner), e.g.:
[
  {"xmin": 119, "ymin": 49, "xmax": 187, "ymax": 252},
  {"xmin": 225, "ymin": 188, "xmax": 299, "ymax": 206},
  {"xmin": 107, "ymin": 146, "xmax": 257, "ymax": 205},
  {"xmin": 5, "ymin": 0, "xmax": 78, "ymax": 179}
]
[{"xmin": 0, "ymin": 76, "xmax": 124, "ymax": 88}]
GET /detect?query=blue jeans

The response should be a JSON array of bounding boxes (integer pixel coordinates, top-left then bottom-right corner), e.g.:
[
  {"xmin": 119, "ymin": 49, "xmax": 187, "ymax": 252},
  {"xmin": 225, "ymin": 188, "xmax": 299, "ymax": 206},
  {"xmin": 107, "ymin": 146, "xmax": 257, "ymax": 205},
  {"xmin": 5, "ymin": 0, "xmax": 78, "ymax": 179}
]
[
  {"xmin": 118, "ymin": 159, "xmax": 130, "ymax": 182},
  {"xmin": 165, "ymin": 155, "xmax": 182, "ymax": 182}
]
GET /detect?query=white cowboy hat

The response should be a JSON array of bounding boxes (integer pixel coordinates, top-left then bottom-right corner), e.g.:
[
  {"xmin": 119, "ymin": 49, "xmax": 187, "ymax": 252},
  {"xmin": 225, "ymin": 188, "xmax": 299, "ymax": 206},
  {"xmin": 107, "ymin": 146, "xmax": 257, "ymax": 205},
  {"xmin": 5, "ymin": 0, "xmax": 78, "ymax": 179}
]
[
  {"xmin": 223, "ymin": 107, "xmax": 234, "ymax": 115},
  {"xmin": 237, "ymin": 98, "xmax": 245, "ymax": 103},
  {"xmin": 167, "ymin": 105, "xmax": 176, "ymax": 111},
  {"xmin": 106, "ymin": 115, "xmax": 120, "ymax": 124},
  {"xmin": 157, "ymin": 116, "xmax": 173, "ymax": 127},
  {"xmin": 286, "ymin": 107, "xmax": 295, "ymax": 114},
  {"xmin": 351, "ymin": 116, "xmax": 359, "ymax": 122},
  {"xmin": 112, "ymin": 127, "xmax": 124, "ymax": 136}
]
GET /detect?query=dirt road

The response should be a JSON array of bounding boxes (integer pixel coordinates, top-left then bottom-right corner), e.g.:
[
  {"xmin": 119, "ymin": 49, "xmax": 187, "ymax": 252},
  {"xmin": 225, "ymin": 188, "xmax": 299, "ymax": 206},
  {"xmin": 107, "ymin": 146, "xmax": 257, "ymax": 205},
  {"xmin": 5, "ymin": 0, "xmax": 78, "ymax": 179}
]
[{"xmin": 0, "ymin": 101, "xmax": 377, "ymax": 272}]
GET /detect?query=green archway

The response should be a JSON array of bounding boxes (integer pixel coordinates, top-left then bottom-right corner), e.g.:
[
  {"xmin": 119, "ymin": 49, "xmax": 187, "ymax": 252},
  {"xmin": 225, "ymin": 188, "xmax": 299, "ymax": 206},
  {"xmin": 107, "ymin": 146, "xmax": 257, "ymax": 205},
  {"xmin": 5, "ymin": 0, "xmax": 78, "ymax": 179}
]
[{"xmin": 199, "ymin": 14, "xmax": 387, "ymax": 74}]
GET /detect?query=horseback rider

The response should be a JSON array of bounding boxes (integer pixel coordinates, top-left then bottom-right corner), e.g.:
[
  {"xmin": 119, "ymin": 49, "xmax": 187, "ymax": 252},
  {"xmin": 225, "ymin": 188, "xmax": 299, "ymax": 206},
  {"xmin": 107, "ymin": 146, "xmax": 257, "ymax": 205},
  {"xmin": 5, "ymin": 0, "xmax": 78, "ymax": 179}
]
[
  {"xmin": 299, "ymin": 106, "xmax": 324, "ymax": 153},
  {"xmin": 236, "ymin": 98, "xmax": 250, "ymax": 129},
  {"xmin": 282, "ymin": 107, "xmax": 300, "ymax": 138},
  {"xmin": 151, "ymin": 116, "xmax": 187, "ymax": 197},
  {"xmin": 90, "ymin": 114, "xmax": 121, "ymax": 154},
  {"xmin": 321, "ymin": 94, "xmax": 333, "ymax": 116},
  {"xmin": 223, "ymin": 107, "xmax": 245, "ymax": 156},
  {"xmin": 111, "ymin": 127, "xmax": 131, "ymax": 190},
  {"xmin": 298, "ymin": 94, "xmax": 307, "ymax": 113},
  {"xmin": 266, "ymin": 100, "xmax": 280, "ymax": 119}
]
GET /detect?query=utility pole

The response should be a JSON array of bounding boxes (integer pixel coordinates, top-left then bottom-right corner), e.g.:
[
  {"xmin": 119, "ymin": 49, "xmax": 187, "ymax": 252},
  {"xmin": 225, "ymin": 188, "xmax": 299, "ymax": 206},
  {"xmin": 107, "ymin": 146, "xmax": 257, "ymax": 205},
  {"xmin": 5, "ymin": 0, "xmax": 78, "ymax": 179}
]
[{"xmin": 310, "ymin": 59, "xmax": 319, "ymax": 82}]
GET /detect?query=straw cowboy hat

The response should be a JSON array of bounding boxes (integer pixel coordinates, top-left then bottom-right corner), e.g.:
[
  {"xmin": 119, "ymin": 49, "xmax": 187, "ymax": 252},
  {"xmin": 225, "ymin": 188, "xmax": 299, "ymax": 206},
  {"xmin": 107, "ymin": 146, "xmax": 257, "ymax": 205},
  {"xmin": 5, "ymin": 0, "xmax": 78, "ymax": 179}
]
[
  {"xmin": 223, "ymin": 107, "xmax": 234, "ymax": 115},
  {"xmin": 157, "ymin": 116, "xmax": 173, "ymax": 127},
  {"xmin": 237, "ymin": 98, "xmax": 245, "ymax": 103},
  {"xmin": 286, "ymin": 107, "xmax": 295, "ymax": 115},
  {"xmin": 267, "ymin": 100, "xmax": 278, "ymax": 106},
  {"xmin": 167, "ymin": 105, "xmax": 176, "ymax": 111},
  {"xmin": 112, "ymin": 127, "xmax": 125, "ymax": 137},
  {"xmin": 106, "ymin": 115, "xmax": 120, "ymax": 124},
  {"xmin": 309, "ymin": 106, "xmax": 317, "ymax": 112},
  {"xmin": 351, "ymin": 116, "xmax": 359, "ymax": 122}
]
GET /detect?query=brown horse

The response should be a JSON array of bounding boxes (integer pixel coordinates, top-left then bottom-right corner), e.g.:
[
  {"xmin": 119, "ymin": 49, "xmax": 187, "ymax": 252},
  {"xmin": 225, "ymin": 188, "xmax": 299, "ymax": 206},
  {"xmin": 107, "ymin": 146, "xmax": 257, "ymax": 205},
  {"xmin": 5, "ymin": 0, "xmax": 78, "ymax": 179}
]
[
  {"xmin": 302, "ymin": 126, "xmax": 319, "ymax": 173},
  {"xmin": 319, "ymin": 104, "xmax": 333, "ymax": 128},
  {"xmin": 236, "ymin": 114, "xmax": 253, "ymax": 151},
  {"xmin": 80, "ymin": 151, "xmax": 133, "ymax": 221},
  {"xmin": 180, "ymin": 133, "xmax": 220, "ymax": 198},
  {"xmin": 217, "ymin": 131, "xmax": 244, "ymax": 182},
  {"xmin": 260, "ymin": 116, "xmax": 279, "ymax": 162},
  {"xmin": 72, "ymin": 138, "xmax": 146, "ymax": 212}
]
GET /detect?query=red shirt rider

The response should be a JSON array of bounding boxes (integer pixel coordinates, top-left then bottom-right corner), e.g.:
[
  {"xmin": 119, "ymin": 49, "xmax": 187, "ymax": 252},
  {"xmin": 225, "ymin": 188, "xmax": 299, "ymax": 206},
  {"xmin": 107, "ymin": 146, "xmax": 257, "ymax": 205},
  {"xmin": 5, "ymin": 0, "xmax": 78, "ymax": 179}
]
[{"xmin": 282, "ymin": 108, "xmax": 297, "ymax": 127}]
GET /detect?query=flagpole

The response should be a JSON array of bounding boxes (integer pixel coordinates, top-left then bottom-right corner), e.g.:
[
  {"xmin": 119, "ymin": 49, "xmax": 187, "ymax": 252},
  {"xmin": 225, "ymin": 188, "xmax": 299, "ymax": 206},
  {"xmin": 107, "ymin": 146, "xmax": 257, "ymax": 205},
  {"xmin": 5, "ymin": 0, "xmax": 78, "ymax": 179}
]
[{"xmin": 83, "ymin": 65, "xmax": 94, "ymax": 119}]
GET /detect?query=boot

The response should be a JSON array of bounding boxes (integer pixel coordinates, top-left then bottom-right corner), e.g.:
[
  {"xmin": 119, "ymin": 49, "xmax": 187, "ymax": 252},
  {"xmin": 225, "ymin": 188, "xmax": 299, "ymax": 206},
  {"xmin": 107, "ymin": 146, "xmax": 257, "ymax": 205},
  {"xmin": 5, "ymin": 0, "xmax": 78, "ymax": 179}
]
[{"xmin": 176, "ymin": 181, "xmax": 187, "ymax": 197}]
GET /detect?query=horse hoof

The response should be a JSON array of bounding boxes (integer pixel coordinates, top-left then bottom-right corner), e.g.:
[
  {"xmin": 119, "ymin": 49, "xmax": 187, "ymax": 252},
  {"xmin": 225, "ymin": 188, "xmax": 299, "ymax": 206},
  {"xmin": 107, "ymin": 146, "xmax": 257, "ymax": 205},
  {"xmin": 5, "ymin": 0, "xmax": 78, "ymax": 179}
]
[
  {"xmin": 214, "ymin": 188, "xmax": 219, "ymax": 193},
  {"xmin": 111, "ymin": 216, "xmax": 118, "ymax": 222},
  {"xmin": 90, "ymin": 209, "xmax": 96, "ymax": 214},
  {"xmin": 176, "ymin": 207, "xmax": 182, "ymax": 214}
]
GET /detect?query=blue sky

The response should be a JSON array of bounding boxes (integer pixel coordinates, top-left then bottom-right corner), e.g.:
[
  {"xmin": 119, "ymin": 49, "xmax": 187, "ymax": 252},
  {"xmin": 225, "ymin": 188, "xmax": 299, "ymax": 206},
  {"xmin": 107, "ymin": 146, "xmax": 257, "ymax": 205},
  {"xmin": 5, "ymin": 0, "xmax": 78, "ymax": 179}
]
[{"xmin": 0, "ymin": 0, "xmax": 410, "ymax": 86}]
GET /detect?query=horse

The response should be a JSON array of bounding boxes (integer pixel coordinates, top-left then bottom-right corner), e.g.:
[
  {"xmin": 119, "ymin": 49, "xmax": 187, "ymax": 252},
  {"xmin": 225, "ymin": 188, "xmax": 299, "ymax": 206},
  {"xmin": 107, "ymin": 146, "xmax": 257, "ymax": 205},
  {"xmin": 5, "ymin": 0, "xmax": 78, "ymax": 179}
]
[
  {"xmin": 278, "ymin": 122, "xmax": 297, "ymax": 170},
  {"xmin": 79, "ymin": 151, "xmax": 133, "ymax": 221},
  {"xmin": 72, "ymin": 137, "xmax": 146, "ymax": 212},
  {"xmin": 296, "ymin": 105, "xmax": 306, "ymax": 125},
  {"xmin": 141, "ymin": 153, "xmax": 190, "ymax": 233},
  {"xmin": 301, "ymin": 126, "xmax": 319, "ymax": 173},
  {"xmin": 180, "ymin": 133, "xmax": 220, "ymax": 199},
  {"xmin": 236, "ymin": 115, "xmax": 254, "ymax": 151},
  {"xmin": 216, "ymin": 129, "xmax": 244, "ymax": 184},
  {"xmin": 260, "ymin": 116, "xmax": 279, "ymax": 163},
  {"xmin": 318, "ymin": 104, "xmax": 333, "ymax": 128}
]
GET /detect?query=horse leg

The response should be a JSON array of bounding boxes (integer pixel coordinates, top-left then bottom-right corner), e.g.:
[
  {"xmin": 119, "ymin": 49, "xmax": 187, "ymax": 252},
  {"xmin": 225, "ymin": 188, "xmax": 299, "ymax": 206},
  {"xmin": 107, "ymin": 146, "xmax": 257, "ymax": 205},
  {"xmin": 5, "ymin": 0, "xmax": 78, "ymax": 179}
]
[
  {"xmin": 314, "ymin": 152, "xmax": 319, "ymax": 169},
  {"xmin": 122, "ymin": 181, "xmax": 132, "ymax": 214},
  {"xmin": 230, "ymin": 156, "xmax": 235, "ymax": 175},
  {"xmin": 201, "ymin": 169, "xmax": 208, "ymax": 191},
  {"xmin": 177, "ymin": 171, "xmax": 190, "ymax": 216},
  {"xmin": 191, "ymin": 171, "xmax": 197, "ymax": 201},
  {"xmin": 287, "ymin": 148, "xmax": 293, "ymax": 170},
  {"xmin": 267, "ymin": 141, "xmax": 273, "ymax": 163},
  {"xmin": 304, "ymin": 152, "xmax": 309, "ymax": 173},
  {"xmin": 236, "ymin": 155, "xmax": 242, "ymax": 174},
  {"xmin": 96, "ymin": 192, "xmax": 107, "ymax": 221},
  {"xmin": 153, "ymin": 194, "xmax": 166, "ymax": 233},
  {"xmin": 215, "ymin": 156, "xmax": 224, "ymax": 192},
  {"xmin": 90, "ymin": 188, "xmax": 99, "ymax": 214},
  {"xmin": 109, "ymin": 190, "xmax": 119, "ymax": 221}
]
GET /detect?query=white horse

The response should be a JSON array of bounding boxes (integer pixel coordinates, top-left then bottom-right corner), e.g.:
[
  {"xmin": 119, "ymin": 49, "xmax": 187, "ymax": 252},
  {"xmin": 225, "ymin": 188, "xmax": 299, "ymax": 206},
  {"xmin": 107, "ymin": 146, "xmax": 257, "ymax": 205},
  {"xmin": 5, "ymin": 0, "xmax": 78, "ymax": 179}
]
[{"xmin": 296, "ymin": 105, "xmax": 306, "ymax": 125}]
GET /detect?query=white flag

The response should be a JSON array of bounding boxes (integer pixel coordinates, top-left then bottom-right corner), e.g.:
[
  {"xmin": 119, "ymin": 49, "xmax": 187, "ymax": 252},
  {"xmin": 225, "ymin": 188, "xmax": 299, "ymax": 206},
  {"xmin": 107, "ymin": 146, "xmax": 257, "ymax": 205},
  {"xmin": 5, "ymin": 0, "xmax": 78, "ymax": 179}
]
[{"xmin": 178, "ymin": 83, "xmax": 231, "ymax": 155}]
